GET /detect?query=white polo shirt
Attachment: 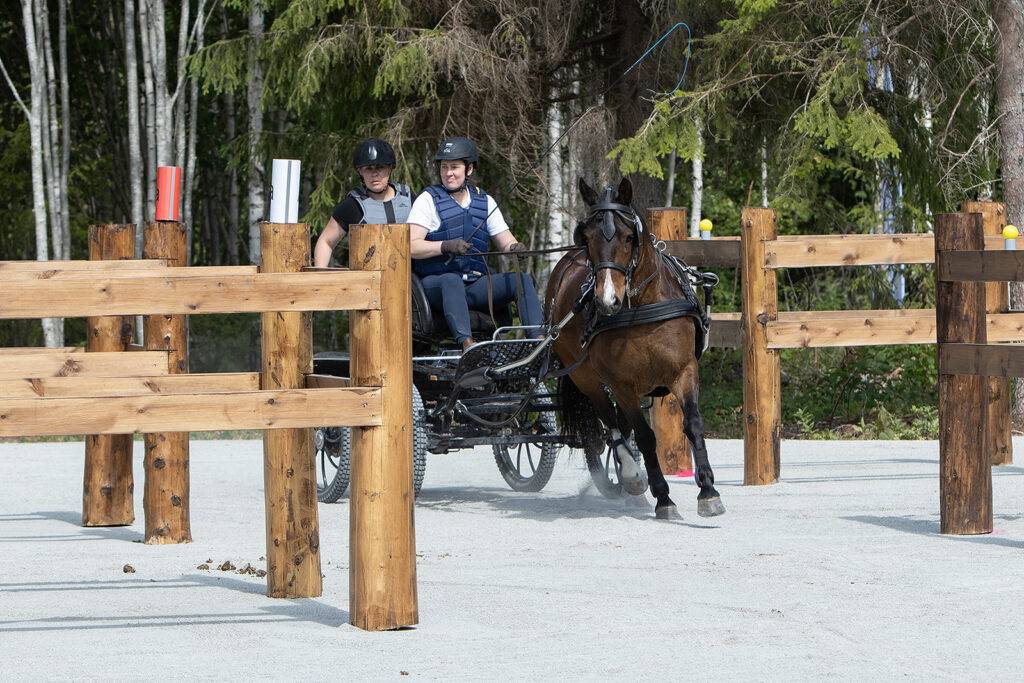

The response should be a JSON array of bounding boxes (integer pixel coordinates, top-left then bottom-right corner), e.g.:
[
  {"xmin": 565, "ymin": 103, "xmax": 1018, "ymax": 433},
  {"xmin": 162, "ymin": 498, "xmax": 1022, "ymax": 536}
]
[{"xmin": 406, "ymin": 188, "xmax": 511, "ymax": 236}]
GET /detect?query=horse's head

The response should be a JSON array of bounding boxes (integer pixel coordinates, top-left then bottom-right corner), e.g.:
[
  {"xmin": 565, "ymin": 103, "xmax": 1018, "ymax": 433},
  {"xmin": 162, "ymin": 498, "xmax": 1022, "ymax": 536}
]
[{"xmin": 576, "ymin": 177, "xmax": 641, "ymax": 316}]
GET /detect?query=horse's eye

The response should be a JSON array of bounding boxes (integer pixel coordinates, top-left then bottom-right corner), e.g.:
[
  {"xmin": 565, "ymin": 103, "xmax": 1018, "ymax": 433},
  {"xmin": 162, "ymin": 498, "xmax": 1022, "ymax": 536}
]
[{"xmin": 624, "ymin": 234, "xmax": 634, "ymax": 244}]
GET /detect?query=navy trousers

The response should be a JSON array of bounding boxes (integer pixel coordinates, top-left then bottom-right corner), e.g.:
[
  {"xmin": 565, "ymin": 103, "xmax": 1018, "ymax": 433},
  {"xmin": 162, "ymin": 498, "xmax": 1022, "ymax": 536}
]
[{"xmin": 420, "ymin": 272, "xmax": 545, "ymax": 343}]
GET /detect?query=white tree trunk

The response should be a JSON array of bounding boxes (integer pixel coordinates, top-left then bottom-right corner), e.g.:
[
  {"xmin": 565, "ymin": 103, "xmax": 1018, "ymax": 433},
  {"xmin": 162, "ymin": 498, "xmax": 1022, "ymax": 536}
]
[
  {"xmin": 247, "ymin": 1, "xmax": 265, "ymax": 263},
  {"xmin": 139, "ymin": 0, "xmax": 157, "ymax": 222},
  {"xmin": 184, "ymin": 2, "xmax": 207, "ymax": 254},
  {"xmin": 760, "ymin": 137, "xmax": 769, "ymax": 208},
  {"xmin": 57, "ymin": 0, "xmax": 70, "ymax": 259},
  {"xmin": 20, "ymin": 0, "xmax": 61, "ymax": 346},
  {"xmin": 689, "ymin": 116, "xmax": 703, "ymax": 238},
  {"xmin": 995, "ymin": 0, "xmax": 1024, "ymax": 426},
  {"xmin": 174, "ymin": 0, "xmax": 190, "ymax": 169},
  {"xmin": 150, "ymin": 0, "xmax": 171, "ymax": 166},
  {"xmin": 37, "ymin": 4, "xmax": 65, "ymax": 263},
  {"xmin": 546, "ymin": 97, "xmax": 565, "ymax": 270},
  {"xmin": 125, "ymin": 0, "xmax": 144, "ymax": 240}
]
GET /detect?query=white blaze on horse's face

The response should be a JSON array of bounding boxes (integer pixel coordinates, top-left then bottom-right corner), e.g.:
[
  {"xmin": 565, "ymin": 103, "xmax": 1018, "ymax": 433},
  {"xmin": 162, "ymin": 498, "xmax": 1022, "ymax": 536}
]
[{"xmin": 590, "ymin": 223, "xmax": 632, "ymax": 316}]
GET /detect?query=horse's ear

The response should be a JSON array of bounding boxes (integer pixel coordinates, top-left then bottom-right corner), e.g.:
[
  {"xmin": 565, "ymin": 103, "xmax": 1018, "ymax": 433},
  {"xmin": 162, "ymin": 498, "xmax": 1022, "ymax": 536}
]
[
  {"xmin": 616, "ymin": 177, "xmax": 633, "ymax": 206},
  {"xmin": 578, "ymin": 177, "xmax": 598, "ymax": 207}
]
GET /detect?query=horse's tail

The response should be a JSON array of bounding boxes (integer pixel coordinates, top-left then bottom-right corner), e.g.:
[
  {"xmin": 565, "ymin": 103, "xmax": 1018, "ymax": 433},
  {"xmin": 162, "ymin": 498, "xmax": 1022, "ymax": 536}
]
[{"xmin": 557, "ymin": 375, "xmax": 603, "ymax": 450}]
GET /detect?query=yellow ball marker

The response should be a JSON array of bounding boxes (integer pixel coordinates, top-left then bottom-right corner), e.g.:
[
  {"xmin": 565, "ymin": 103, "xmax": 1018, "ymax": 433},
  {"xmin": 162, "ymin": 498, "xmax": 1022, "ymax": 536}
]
[
  {"xmin": 1004, "ymin": 224, "xmax": 1018, "ymax": 251},
  {"xmin": 699, "ymin": 218, "xmax": 713, "ymax": 240}
]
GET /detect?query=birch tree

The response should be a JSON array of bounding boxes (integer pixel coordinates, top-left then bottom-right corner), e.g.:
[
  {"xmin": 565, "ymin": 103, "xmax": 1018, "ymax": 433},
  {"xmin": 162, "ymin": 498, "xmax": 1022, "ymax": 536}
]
[
  {"xmin": 126, "ymin": 0, "xmax": 144, "ymax": 237},
  {"xmin": 688, "ymin": 117, "xmax": 703, "ymax": 238},
  {"xmin": 247, "ymin": 0, "xmax": 265, "ymax": 263},
  {"xmin": 1, "ymin": 0, "xmax": 62, "ymax": 345}
]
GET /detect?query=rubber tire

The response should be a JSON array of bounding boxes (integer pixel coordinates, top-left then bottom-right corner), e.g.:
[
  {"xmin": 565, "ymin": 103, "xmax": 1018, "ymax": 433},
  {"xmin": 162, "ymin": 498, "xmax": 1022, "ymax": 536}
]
[
  {"xmin": 316, "ymin": 385, "xmax": 427, "ymax": 502},
  {"xmin": 493, "ymin": 412, "xmax": 559, "ymax": 492},
  {"xmin": 585, "ymin": 435, "xmax": 642, "ymax": 499}
]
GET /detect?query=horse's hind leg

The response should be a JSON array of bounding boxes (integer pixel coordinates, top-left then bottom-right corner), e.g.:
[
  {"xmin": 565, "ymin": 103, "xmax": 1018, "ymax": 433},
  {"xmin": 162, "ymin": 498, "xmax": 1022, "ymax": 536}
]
[
  {"xmin": 614, "ymin": 396, "xmax": 678, "ymax": 519},
  {"xmin": 673, "ymin": 364, "xmax": 725, "ymax": 517}
]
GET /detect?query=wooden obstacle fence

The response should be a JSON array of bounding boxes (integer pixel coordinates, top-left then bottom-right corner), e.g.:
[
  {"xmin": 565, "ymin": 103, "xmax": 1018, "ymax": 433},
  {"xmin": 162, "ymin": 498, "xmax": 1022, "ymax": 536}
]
[
  {"xmin": 0, "ymin": 222, "xmax": 415, "ymax": 631},
  {"xmin": 934, "ymin": 211, "xmax": 1024, "ymax": 535},
  {"xmin": 663, "ymin": 202, "xmax": 1015, "ymax": 485}
]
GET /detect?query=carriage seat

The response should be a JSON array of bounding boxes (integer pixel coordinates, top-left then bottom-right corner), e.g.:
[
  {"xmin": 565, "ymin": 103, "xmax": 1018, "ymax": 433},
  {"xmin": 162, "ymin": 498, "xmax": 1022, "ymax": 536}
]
[{"xmin": 411, "ymin": 273, "xmax": 512, "ymax": 347}]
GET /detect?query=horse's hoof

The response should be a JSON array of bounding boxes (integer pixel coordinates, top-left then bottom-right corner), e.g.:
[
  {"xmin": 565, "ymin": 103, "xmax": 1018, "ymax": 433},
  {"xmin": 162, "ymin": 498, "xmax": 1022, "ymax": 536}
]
[
  {"xmin": 697, "ymin": 496, "xmax": 725, "ymax": 518},
  {"xmin": 623, "ymin": 477, "xmax": 648, "ymax": 496},
  {"xmin": 655, "ymin": 505, "xmax": 682, "ymax": 521}
]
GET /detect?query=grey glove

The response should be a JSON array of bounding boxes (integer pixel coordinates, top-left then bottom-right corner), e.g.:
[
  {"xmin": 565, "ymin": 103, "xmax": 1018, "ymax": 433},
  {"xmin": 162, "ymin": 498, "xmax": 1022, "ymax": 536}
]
[
  {"xmin": 508, "ymin": 242, "xmax": 528, "ymax": 253},
  {"xmin": 441, "ymin": 239, "xmax": 472, "ymax": 256}
]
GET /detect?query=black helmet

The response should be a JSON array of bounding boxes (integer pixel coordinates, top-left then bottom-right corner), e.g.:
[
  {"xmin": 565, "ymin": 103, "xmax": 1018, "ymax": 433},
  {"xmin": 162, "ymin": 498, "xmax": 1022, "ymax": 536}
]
[
  {"xmin": 352, "ymin": 138, "xmax": 396, "ymax": 168},
  {"xmin": 433, "ymin": 136, "xmax": 479, "ymax": 164}
]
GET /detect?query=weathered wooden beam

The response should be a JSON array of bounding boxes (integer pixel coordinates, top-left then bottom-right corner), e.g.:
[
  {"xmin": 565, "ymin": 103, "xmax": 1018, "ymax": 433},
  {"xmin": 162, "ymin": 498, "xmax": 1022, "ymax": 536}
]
[
  {"xmin": 0, "ymin": 259, "xmax": 167, "ymax": 276},
  {"xmin": 349, "ymin": 223, "xmax": 418, "ymax": 631},
  {"xmin": 83, "ymin": 224, "xmax": 136, "ymax": 528},
  {"xmin": 766, "ymin": 313, "xmax": 936, "ymax": 348},
  {"xmin": 304, "ymin": 373, "xmax": 350, "ymax": 388},
  {"xmin": 0, "ymin": 264, "xmax": 256, "ymax": 281},
  {"xmin": 0, "ymin": 388, "xmax": 381, "ymax": 437},
  {"xmin": 0, "ymin": 350, "xmax": 168, "ymax": 380},
  {"xmin": 938, "ymin": 250, "xmax": 1024, "ymax": 282},
  {"xmin": 939, "ymin": 343, "xmax": 1024, "ymax": 378},
  {"xmin": 764, "ymin": 234, "xmax": 934, "ymax": 268},
  {"xmin": 142, "ymin": 221, "xmax": 191, "ymax": 545},
  {"xmin": 0, "ymin": 270, "xmax": 381, "ymax": 318},
  {"xmin": 0, "ymin": 372, "xmax": 259, "ymax": 398},
  {"xmin": 663, "ymin": 237, "xmax": 740, "ymax": 268},
  {"xmin": 648, "ymin": 208, "xmax": 693, "ymax": 477},
  {"xmin": 708, "ymin": 313, "xmax": 742, "ymax": 349},
  {"xmin": 741, "ymin": 208, "xmax": 781, "ymax": 485},
  {"xmin": 935, "ymin": 212, "xmax": 992, "ymax": 535},
  {"xmin": 0, "ymin": 346, "xmax": 83, "ymax": 354},
  {"xmin": 964, "ymin": 201, "xmax": 1013, "ymax": 466},
  {"xmin": 260, "ymin": 223, "xmax": 322, "ymax": 600}
]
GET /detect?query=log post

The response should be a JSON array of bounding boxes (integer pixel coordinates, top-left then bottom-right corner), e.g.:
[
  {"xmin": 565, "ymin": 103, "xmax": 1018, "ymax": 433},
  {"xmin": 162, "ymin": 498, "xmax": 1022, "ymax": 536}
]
[
  {"xmin": 260, "ymin": 222, "xmax": 322, "ymax": 598},
  {"xmin": 348, "ymin": 223, "xmax": 417, "ymax": 631},
  {"xmin": 936, "ymin": 212, "xmax": 992, "ymax": 535},
  {"xmin": 962, "ymin": 201, "xmax": 1012, "ymax": 466},
  {"xmin": 647, "ymin": 207, "xmax": 693, "ymax": 477},
  {"xmin": 142, "ymin": 221, "xmax": 191, "ymax": 543},
  {"xmin": 83, "ymin": 224, "xmax": 136, "ymax": 526},
  {"xmin": 741, "ymin": 208, "xmax": 781, "ymax": 485}
]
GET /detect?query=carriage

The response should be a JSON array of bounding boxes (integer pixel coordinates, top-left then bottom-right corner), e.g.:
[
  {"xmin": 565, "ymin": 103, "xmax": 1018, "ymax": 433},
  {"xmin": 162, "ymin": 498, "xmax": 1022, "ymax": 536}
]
[{"xmin": 313, "ymin": 270, "xmax": 640, "ymax": 502}]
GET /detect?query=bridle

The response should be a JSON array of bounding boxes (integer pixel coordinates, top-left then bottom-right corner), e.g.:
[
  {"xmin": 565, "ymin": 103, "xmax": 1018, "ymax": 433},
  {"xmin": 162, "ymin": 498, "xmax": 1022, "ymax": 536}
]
[{"xmin": 575, "ymin": 188, "xmax": 659, "ymax": 307}]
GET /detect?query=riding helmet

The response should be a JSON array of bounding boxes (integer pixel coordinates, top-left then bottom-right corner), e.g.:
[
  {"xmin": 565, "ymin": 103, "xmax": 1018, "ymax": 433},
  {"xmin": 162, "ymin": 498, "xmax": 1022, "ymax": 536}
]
[
  {"xmin": 433, "ymin": 136, "xmax": 480, "ymax": 165},
  {"xmin": 352, "ymin": 138, "xmax": 397, "ymax": 168}
]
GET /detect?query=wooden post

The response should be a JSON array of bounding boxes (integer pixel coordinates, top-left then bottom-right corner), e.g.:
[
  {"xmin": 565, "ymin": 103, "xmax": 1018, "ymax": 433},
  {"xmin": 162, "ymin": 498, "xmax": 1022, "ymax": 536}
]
[
  {"xmin": 260, "ymin": 222, "xmax": 322, "ymax": 598},
  {"xmin": 349, "ymin": 223, "xmax": 417, "ymax": 631},
  {"xmin": 647, "ymin": 207, "xmax": 694, "ymax": 477},
  {"xmin": 936, "ymin": 212, "xmax": 992, "ymax": 535},
  {"xmin": 741, "ymin": 208, "xmax": 781, "ymax": 485},
  {"xmin": 962, "ymin": 201, "xmax": 1013, "ymax": 466},
  {"xmin": 83, "ymin": 224, "xmax": 136, "ymax": 526},
  {"xmin": 142, "ymin": 221, "xmax": 191, "ymax": 543}
]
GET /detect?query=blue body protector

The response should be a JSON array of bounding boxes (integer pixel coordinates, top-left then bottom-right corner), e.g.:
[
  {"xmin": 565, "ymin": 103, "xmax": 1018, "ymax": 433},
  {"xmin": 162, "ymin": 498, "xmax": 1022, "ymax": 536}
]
[{"xmin": 413, "ymin": 185, "xmax": 490, "ymax": 280}]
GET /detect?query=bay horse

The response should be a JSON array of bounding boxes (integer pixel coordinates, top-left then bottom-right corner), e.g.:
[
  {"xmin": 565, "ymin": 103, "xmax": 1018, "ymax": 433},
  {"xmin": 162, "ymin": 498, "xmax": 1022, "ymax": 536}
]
[{"xmin": 546, "ymin": 177, "xmax": 724, "ymax": 520}]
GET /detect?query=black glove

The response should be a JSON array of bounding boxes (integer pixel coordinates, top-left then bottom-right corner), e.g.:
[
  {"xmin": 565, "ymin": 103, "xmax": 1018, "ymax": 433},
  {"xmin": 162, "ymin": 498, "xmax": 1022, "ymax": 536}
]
[
  {"xmin": 441, "ymin": 239, "xmax": 472, "ymax": 256},
  {"xmin": 508, "ymin": 242, "xmax": 528, "ymax": 253}
]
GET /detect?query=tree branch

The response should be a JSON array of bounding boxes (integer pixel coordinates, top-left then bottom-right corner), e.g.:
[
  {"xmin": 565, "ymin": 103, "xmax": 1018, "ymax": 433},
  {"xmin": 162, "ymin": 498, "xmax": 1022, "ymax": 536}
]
[{"xmin": 0, "ymin": 55, "xmax": 30, "ymax": 118}]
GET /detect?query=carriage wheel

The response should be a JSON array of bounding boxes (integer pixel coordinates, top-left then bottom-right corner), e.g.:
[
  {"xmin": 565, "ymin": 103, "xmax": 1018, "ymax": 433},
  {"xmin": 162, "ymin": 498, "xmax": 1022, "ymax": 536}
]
[
  {"xmin": 315, "ymin": 385, "xmax": 428, "ymax": 503},
  {"xmin": 493, "ymin": 412, "xmax": 559, "ymax": 492},
  {"xmin": 585, "ymin": 435, "xmax": 642, "ymax": 499},
  {"xmin": 315, "ymin": 426, "xmax": 350, "ymax": 503}
]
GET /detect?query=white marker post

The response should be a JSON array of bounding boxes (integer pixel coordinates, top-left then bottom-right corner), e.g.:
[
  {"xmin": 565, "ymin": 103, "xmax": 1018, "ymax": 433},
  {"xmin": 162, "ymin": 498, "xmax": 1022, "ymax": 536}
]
[{"xmin": 269, "ymin": 159, "xmax": 301, "ymax": 223}]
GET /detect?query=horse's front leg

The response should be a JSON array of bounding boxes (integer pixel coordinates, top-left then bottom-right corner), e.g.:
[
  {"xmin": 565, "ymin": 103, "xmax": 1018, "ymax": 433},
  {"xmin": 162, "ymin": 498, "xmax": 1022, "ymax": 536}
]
[
  {"xmin": 614, "ymin": 396, "xmax": 678, "ymax": 520},
  {"xmin": 673, "ymin": 364, "xmax": 725, "ymax": 518}
]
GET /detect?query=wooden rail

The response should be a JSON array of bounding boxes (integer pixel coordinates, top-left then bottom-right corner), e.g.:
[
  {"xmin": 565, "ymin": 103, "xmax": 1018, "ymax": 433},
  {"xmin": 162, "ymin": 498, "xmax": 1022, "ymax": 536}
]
[
  {"xmin": 0, "ymin": 221, "xmax": 415, "ymax": 632},
  {"xmin": 659, "ymin": 200, "xmax": 1014, "ymax": 486}
]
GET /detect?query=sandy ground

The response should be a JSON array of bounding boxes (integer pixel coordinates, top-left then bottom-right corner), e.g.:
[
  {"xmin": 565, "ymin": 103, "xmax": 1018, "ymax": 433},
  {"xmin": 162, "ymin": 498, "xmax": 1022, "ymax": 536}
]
[{"xmin": 0, "ymin": 438, "xmax": 1022, "ymax": 680}]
